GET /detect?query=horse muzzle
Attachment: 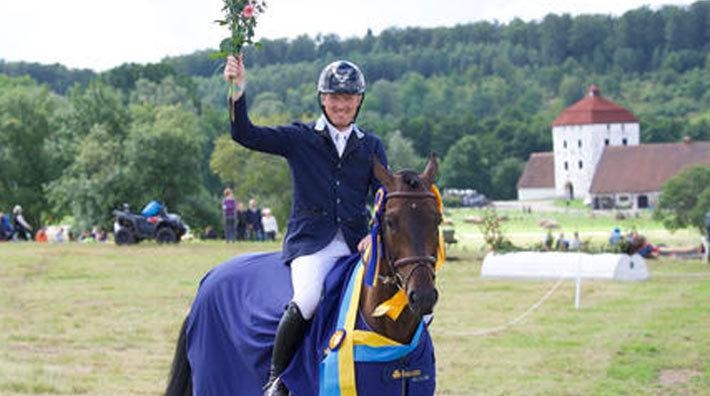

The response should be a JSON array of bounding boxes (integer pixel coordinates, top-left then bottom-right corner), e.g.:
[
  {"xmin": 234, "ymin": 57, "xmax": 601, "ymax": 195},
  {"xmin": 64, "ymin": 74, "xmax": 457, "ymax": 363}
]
[{"xmin": 408, "ymin": 287, "xmax": 438, "ymax": 316}]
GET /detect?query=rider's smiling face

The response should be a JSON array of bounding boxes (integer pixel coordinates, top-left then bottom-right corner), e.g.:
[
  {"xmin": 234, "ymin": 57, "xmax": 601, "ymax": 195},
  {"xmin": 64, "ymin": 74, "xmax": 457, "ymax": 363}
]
[{"xmin": 320, "ymin": 93, "xmax": 362, "ymax": 130}]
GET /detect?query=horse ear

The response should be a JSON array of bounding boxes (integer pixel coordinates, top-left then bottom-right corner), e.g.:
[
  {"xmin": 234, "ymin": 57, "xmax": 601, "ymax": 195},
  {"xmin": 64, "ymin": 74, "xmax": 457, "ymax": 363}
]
[
  {"xmin": 373, "ymin": 156, "xmax": 393, "ymax": 187},
  {"xmin": 420, "ymin": 153, "xmax": 438, "ymax": 186}
]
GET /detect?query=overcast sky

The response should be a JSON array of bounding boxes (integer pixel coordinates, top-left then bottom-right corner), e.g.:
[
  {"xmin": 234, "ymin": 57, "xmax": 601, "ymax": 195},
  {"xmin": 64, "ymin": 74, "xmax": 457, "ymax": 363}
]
[{"xmin": 0, "ymin": 0, "xmax": 694, "ymax": 72}]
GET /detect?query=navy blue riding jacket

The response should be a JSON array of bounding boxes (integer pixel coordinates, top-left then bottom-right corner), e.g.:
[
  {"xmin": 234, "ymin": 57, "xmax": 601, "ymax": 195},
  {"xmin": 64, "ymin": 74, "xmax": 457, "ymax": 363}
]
[{"xmin": 230, "ymin": 96, "xmax": 388, "ymax": 263}]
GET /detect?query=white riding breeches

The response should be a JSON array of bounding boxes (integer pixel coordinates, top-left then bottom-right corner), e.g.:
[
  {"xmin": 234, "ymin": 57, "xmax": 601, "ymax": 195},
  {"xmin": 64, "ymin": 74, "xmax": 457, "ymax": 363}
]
[{"xmin": 290, "ymin": 230, "xmax": 351, "ymax": 319}]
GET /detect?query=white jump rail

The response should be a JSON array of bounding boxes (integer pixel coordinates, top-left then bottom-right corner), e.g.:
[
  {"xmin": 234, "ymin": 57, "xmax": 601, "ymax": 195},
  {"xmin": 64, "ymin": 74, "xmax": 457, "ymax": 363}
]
[{"xmin": 481, "ymin": 251, "xmax": 649, "ymax": 281}]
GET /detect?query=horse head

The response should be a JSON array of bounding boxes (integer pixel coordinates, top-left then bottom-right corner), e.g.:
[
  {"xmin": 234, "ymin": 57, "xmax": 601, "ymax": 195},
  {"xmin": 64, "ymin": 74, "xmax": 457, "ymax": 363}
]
[{"xmin": 370, "ymin": 154, "xmax": 441, "ymax": 323}]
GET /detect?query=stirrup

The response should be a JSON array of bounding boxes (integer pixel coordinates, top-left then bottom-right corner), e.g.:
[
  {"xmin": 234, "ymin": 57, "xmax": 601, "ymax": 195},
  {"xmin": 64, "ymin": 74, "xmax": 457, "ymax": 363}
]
[{"xmin": 262, "ymin": 376, "xmax": 289, "ymax": 396}]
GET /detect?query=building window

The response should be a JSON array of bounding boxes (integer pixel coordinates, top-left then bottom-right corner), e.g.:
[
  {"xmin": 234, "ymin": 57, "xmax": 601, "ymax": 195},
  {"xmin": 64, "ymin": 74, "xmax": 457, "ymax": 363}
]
[
  {"xmin": 578, "ymin": 160, "xmax": 583, "ymax": 169},
  {"xmin": 563, "ymin": 140, "xmax": 567, "ymax": 149},
  {"xmin": 622, "ymin": 138, "xmax": 628, "ymax": 145},
  {"xmin": 607, "ymin": 124, "xmax": 610, "ymax": 130},
  {"xmin": 578, "ymin": 140, "xmax": 582, "ymax": 148},
  {"xmin": 564, "ymin": 161, "xmax": 568, "ymax": 170},
  {"xmin": 617, "ymin": 195, "xmax": 632, "ymax": 209},
  {"xmin": 638, "ymin": 195, "xmax": 649, "ymax": 209},
  {"xmin": 621, "ymin": 124, "xmax": 625, "ymax": 131},
  {"xmin": 605, "ymin": 138, "xmax": 610, "ymax": 146}
]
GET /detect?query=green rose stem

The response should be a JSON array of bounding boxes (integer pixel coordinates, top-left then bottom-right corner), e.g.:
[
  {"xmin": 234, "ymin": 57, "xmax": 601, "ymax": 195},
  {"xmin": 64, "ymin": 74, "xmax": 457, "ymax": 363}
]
[{"xmin": 214, "ymin": 1, "xmax": 266, "ymax": 99}]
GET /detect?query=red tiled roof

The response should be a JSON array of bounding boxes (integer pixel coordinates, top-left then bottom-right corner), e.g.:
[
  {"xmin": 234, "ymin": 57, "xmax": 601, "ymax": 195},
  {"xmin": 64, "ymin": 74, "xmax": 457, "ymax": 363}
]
[
  {"xmin": 590, "ymin": 141, "xmax": 710, "ymax": 194},
  {"xmin": 517, "ymin": 152, "xmax": 555, "ymax": 189},
  {"xmin": 552, "ymin": 85, "xmax": 638, "ymax": 127}
]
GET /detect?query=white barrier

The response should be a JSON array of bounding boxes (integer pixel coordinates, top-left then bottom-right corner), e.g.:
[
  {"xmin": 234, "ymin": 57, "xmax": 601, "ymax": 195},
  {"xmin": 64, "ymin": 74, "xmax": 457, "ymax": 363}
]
[{"xmin": 481, "ymin": 251, "xmax": 649, "ymax": 281}]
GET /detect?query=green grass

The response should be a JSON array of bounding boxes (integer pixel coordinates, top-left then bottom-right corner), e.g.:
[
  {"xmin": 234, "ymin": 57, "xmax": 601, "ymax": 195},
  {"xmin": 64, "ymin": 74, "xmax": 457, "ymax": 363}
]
[
  {"xmin": 552, "ymin": 199, "xmax": 588, "ymax": 210},
  {"xmin": 1, "ymin": 234, "xmax": 708, "ymax": 395},
  {"xmin": 446, "ymin": 206, "xmax": 701, "ymax": 248}
]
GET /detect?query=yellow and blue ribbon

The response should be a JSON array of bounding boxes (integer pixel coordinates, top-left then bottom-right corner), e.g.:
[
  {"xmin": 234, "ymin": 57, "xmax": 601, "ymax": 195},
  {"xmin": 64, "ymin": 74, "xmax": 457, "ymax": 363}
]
[
  {"xmin": 319, "ymin": 261, "xmax": 425, "ymax": 395},
  {"xmin": 321, "ymin": 185, "xmax": 445, "ymax": 393},
  {"xmin": 364, "ymin": 187, "xmax": 387, "ymax": 287}
]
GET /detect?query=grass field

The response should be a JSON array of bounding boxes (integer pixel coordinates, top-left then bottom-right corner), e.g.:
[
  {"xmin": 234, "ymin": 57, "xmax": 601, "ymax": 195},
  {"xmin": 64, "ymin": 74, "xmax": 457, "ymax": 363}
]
[
  {"xmin": 446, "ymin": 206, "xmax": 702, "ymax": 249},
  {"xmin": 1, "ymin": 214, "xmax": 709, "ymax": 395}
]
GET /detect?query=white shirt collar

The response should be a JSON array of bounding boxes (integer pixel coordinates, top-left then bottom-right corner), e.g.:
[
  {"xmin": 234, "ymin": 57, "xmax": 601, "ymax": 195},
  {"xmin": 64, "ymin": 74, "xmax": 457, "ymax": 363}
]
[
  {"xmin": 315, "ymin": 115, "xmax": 364, "ymax": 139},
  {"xmin": 326, "ymin": 120, "xmax": 353, "ymax": 143}
]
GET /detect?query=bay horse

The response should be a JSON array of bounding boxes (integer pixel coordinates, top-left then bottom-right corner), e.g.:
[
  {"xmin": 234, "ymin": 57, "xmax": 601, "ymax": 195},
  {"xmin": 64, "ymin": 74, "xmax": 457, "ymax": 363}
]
[{"xmin": 166, "ymin": 155, "xmax": 443, "ymax": 395}]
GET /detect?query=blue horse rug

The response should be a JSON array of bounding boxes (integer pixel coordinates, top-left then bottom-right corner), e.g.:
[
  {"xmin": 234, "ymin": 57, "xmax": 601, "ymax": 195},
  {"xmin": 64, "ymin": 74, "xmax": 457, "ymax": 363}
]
[{"xmin": 185, "ymin": 251, "xmax": 436, "ymax": 395}]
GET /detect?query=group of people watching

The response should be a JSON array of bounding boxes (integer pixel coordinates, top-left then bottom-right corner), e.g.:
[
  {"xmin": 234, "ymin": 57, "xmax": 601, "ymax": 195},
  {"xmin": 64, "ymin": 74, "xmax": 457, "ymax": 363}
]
[
  {"xmin": 221, "ymin": 188, "xmax": 279, "ymax": 242},
  {"xmin": 1, "ymin": 204, "xmax": 107, "ymax": 243},
  {"xmin": 544, "ymin": 230, "xmax": 583, "ymax": 251},
  {"xmin": 609, "ymin": 226, "xmax": 657, "ymax": 258}
]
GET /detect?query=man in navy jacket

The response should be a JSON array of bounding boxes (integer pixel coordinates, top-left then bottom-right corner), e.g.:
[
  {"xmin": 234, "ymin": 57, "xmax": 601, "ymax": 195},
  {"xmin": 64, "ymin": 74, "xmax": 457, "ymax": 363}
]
[{"xmin": 224, "ymin": 55, "xmax": 388, "ymax": 395}]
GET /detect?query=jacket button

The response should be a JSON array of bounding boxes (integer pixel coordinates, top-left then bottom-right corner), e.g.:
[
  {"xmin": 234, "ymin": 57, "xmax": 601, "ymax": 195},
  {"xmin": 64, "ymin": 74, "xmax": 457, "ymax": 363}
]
[
  {"xmin": 336, "ymin": 198, "xmax": 341, "ymax": 204},
  {"xmin": 336, "ymin": 217, "xmax": 341, "ymax": 223},
  {"xmin": 337, "ymin": 163, "xmax": 342, "ymax": 169},
  {"xmin": 336, "ymin": 180, "xmax": 341, "ymax": 186}
]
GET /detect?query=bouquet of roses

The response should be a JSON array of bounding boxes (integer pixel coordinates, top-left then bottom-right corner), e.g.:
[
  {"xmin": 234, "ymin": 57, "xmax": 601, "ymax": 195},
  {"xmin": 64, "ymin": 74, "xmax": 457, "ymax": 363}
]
[{"xmin": 213, "ymin": 0, "xmax": 267, "ymax": 58}]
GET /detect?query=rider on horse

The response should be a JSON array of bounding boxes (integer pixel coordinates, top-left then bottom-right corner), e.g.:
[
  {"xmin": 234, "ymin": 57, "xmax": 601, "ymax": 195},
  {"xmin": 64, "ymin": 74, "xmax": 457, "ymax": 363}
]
[{"xmin": 224, "ymin": 55, "xmax": 388, "ymax": 395}]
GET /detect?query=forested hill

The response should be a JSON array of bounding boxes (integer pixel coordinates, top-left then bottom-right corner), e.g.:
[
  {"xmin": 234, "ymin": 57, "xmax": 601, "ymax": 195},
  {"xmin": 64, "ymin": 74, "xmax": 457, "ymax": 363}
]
[{"xmin": 1, "ymin": 1, "xmax": 709, "ymax": 232}]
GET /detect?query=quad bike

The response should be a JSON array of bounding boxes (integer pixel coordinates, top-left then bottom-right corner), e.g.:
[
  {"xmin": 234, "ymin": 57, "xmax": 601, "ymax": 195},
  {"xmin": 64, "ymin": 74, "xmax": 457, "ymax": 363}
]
[{"xmin": 112, "ymin": 203, "xmax": 187, "ymax": 245}]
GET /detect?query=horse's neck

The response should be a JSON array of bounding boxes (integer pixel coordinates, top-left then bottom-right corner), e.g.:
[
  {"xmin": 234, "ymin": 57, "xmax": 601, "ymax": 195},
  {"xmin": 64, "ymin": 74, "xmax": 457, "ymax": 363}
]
[{"xmin": 359, "ymin": 282, "xmax": 421, "ymax": 344}]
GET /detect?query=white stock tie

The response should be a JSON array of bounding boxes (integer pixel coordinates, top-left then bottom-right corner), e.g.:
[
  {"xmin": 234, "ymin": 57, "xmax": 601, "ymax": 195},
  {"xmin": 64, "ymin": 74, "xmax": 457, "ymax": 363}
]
[{"xmin": 335, "ymin": 133, "xmax": 346, "ymax": 157}]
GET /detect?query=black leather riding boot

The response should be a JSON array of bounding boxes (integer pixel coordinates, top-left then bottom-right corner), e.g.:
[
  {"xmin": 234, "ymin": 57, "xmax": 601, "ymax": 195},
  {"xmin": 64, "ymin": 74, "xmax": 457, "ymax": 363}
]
[{"xmin": 263, "ymin": 302, "xmax": 309, "ymax": 396}]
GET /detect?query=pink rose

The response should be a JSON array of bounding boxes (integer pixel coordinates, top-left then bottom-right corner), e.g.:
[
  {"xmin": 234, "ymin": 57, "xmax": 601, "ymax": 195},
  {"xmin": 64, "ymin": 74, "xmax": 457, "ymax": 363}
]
[{"xmin": 242, "ymin": 4, "xmax": 255, "ymax": 18}]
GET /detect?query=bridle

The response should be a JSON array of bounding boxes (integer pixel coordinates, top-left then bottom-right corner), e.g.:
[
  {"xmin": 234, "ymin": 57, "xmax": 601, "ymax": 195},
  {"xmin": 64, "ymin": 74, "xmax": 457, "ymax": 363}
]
[{"xmin": 377, "ymin": 190, "xmax": 439, "ymax": 292}]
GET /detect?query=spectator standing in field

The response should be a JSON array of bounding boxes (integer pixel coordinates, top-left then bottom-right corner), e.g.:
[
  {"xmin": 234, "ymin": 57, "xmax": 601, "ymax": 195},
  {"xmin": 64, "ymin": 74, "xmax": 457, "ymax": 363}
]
[
  {"xmin": 236, "ymin": 202, "xmax": 247, "ymax": 241},
  {"xmin": 222, "ymin": 188, "xmax": 237, "ymax": 242},
  {"xmin": 245, "ymin": 198, "xmax": 264, "ymax": 241},
  {"xmin": 261, "ymin": 208, "xmax": 278, "ymax": 241}
]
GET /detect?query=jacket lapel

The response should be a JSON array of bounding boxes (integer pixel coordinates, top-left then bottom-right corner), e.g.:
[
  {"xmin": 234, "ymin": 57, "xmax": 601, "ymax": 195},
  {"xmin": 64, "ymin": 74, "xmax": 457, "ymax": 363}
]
[
  {"xmin": 314, "ymin": 116, "xmax": 341, "ymax": 160},
  {"xmin": 342, "ymin": 126, "xmax": 365, "ymax": 159}
]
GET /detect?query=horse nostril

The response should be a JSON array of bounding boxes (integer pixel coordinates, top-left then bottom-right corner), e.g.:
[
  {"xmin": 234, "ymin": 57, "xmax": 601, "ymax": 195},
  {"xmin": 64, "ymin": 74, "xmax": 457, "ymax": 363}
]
[
  {"xmin": 408, "ymin": 291, "xmax": 419, "ymax": 306},
  {"xmin": 408, "ymin": 289, "xmax": 439, "ymax": 315}
]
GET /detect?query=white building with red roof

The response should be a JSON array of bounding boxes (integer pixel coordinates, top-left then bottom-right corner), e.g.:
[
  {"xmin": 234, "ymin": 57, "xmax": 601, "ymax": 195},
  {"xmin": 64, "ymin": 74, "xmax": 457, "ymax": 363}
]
[
  {"xmin": 517, "ymin": 85, "xmax": 710, "ymax": 209},
  {"xmin": 551, "ymin": 84, "xmax": 640, "ymax": 200}
]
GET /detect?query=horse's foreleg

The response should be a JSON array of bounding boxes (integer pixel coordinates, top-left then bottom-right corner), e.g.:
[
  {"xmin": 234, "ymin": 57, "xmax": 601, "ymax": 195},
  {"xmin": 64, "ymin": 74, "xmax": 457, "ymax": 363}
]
[{"xmin": 166, "ymin": 316, "xmax": 192, "ymax": 396}]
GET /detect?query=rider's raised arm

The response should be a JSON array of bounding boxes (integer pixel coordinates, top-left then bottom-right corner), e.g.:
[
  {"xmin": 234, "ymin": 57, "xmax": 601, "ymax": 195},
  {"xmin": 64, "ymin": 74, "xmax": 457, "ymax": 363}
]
[
  {"xmin": 229, "ymin": 95, "xmax": 295, "ymax": 157},
  {"xmin": 225, "ymin": 54, "xmax": 294, "ymax": 157}
]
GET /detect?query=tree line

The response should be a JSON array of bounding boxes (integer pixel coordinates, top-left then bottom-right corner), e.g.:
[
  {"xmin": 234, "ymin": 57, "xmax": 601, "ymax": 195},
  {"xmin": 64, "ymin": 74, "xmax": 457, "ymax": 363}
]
[{"xmin": 1, "ymin": 1, "xmax": 709, "ymax": 235}]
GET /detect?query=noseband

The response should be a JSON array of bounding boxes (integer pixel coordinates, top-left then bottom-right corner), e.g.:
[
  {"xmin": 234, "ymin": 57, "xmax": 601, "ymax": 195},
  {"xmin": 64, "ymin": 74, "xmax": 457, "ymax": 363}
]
[{"xmin": 378, "ymin": 190, "xmax": 438, "ymax": 291}]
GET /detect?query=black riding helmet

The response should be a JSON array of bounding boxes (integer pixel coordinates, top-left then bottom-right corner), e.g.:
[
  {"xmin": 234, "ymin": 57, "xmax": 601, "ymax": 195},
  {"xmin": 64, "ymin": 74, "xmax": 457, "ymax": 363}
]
[{"xmin": 317, "ymin": 60, "xmax": 366, "ymax": 125}]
